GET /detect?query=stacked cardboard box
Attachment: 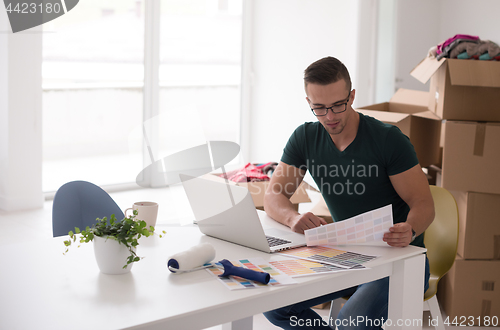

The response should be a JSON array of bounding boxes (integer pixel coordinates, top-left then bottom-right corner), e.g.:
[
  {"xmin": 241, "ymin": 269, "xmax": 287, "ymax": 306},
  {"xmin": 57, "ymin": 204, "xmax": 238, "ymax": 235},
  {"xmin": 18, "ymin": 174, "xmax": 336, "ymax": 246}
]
[
  {"xmin": 411, "ymin": 57, "xmax": 500, "ymax": 325},
  {"xmin": 357, "ymin": 88, "xmax": 442, "ymax": 168}
]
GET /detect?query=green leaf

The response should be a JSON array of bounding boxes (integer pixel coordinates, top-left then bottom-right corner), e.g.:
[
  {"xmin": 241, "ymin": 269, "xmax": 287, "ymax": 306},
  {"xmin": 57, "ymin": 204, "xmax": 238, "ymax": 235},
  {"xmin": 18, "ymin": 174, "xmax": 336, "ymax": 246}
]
[{"xmin": 62, "ymin": 208, "xmax": 166, "ymax": 267}]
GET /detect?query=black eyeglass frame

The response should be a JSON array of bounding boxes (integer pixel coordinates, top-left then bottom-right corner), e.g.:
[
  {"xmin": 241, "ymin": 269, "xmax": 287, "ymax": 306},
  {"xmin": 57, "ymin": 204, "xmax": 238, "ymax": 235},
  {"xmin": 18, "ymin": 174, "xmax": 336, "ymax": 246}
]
[{"xmin": 310, "ymin": 90, "xmax": 352, "ymax": 116}]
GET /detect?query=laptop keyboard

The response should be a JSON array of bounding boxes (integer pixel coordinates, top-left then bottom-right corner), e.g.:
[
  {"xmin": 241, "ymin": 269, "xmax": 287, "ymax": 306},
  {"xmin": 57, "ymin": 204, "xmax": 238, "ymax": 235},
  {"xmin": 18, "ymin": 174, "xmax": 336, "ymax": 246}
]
[{"xmin": 266, "ymin": 235, "xmax": 292, "ymax": 247}]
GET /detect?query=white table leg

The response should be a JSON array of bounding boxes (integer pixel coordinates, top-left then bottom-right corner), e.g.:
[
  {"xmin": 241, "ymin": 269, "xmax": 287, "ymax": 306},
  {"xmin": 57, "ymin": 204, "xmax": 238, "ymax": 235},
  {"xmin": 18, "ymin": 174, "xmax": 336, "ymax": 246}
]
[
  {"xmin": 385, "ymin": 253, "xmax": 425, "ymax": 330},
  {"xmin": 221, "ymin": 316, "xmax": 253, "ymax": 330}
]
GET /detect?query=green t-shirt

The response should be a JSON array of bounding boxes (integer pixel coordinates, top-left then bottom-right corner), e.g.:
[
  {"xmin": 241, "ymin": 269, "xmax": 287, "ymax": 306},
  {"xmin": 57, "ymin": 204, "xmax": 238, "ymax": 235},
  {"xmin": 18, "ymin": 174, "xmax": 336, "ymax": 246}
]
[{"xmin": 281, "ymin": 112, "xmax": 424, "ymax": 248}]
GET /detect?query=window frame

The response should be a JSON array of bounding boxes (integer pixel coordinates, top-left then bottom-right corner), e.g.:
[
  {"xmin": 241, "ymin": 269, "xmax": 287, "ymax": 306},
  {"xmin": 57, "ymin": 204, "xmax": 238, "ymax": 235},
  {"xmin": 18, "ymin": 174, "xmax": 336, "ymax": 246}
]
[{"xmin": 39, "ymin": 0, "xmax": 247, "ymax": 200}]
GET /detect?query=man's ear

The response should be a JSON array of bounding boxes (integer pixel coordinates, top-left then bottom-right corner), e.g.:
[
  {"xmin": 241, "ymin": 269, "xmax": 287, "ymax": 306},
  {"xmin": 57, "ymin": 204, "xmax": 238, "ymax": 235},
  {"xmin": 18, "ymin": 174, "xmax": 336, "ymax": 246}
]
[{"xmin": 350, "ymin": 89, "xmax": 356, "ymax": 103}]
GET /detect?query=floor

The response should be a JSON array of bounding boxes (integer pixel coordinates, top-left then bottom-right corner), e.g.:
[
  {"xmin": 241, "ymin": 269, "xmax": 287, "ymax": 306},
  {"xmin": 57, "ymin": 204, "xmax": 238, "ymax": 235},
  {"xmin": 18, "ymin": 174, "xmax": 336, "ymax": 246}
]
[{"xmin": 1, "ymin": 186, "xmax": 493, "ymax": 330}]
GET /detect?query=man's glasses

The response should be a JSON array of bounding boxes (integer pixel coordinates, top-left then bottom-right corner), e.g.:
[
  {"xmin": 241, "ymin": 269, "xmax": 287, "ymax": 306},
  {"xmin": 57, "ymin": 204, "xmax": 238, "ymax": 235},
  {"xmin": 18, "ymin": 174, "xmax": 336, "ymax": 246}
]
[{"xmin": 310, "ymin": 91, "xmax": 351, "ymax": 116}]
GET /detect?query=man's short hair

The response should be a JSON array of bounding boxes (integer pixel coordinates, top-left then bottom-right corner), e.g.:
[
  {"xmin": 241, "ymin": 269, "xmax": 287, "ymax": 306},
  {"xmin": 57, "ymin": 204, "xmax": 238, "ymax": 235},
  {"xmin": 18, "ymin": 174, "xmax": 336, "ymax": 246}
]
[{"xmin": 304, "ymin": 56, "xmax": 352, "ymax": 91}]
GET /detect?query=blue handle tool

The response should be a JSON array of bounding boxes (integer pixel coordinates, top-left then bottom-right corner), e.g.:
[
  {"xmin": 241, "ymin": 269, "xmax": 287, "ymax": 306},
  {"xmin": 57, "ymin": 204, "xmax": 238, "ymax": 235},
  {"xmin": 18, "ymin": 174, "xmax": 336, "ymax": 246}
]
[{"xmin": 218, "ymin": 259, "xmax": 271, "ymax": 284}]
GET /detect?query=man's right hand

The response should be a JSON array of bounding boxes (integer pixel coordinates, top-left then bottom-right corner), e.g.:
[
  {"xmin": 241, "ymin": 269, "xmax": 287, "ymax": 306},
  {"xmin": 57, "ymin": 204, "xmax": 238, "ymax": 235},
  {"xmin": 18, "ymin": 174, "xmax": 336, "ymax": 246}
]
[
  {"xmin": 288, "ymin": 212, "xmax": 328, "ymax": 234},
  {"xmin": 264, "ymin": 162, "xmax": 328, "ymax": 234}
]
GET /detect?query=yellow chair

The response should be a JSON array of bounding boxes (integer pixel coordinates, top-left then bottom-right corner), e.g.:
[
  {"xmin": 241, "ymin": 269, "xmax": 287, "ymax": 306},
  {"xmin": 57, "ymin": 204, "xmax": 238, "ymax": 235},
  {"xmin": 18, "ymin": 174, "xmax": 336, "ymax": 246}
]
[
  {"xmin": 422, "ymin": 185, "xmax": 459, "ymax": 329},
  {"xmin": 328, "ymin": 185, "xmax": 459, "ymax": 330}
]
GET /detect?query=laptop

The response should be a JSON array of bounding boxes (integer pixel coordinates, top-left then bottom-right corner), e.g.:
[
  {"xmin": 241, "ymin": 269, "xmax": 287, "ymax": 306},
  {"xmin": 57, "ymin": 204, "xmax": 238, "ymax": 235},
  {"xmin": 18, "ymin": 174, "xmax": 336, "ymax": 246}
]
[{"xmin": 181, "ymin": 175, "xmax": 306, "ymax": 253}]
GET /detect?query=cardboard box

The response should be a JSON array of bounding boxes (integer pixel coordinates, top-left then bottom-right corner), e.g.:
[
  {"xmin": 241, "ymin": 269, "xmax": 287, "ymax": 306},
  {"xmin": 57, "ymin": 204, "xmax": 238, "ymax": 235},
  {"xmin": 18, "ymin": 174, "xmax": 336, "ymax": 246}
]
[
  {"xmin": 441, "ymin": 121, "xmax": 500, "ymax": 195},
  {"xmin": 437, "ymin": 256, "xmax": 500, "ymax": 325},
  {"xmin": 310, "ymin": 194, "xmax": 334, "ymax": 224},
  {"xmin": 203, "ymin": 173, "xmax": 312, "ymax": 210},
  {"xmin": 451, "ymin": 191, "xmax": 500, "ymax": 260},
  {"xmin": 425, "ymin": 165, "xmax": 441, "ymax": 186},
  {"xmin": 411, "ymin": 57, "xmax": 500, "ymax": 122},
  {"xmin": 312, "ymin": 302, "xmax": 331, "ymax": 310},
  {"xmin": 357, "ymin": 89, "xmax": 442, "ymax": 168}
]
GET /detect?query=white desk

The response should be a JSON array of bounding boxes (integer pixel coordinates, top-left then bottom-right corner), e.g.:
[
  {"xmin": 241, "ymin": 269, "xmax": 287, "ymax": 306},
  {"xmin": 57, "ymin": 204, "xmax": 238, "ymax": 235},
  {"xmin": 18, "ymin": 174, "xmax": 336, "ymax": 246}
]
[{"xmin": 0, "ymin": 210, "xmax": 426, "ymax": 330}]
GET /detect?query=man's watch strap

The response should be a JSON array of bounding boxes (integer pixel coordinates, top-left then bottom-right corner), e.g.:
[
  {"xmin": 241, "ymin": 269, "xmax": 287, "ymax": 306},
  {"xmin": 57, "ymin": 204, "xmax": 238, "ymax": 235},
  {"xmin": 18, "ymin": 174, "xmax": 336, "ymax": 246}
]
[{"xmin": 410, "ymin": 228, "xmax": 417, "ymax": 242}]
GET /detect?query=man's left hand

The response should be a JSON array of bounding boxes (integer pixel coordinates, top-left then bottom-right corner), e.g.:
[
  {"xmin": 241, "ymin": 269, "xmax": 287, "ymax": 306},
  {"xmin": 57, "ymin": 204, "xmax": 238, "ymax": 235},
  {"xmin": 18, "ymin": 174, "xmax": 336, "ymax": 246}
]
[{"xmin": 383, "ymin": 222, "xmax": 413, "ymax": 247}]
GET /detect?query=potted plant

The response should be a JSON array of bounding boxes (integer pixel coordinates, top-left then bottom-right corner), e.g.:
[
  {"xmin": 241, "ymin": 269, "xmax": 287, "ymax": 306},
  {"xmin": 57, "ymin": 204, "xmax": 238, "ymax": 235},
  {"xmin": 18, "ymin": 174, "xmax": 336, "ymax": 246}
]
[{"xmin": 63, "ymin": 210, "xmax": 165, "ymax": 274}]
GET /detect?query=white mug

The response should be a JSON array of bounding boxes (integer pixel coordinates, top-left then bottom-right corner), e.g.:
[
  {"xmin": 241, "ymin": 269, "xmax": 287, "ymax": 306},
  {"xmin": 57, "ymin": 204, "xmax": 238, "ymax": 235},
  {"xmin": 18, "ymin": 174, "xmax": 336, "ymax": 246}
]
[{"xmin": 124, "ymin": 201, "xmax": 159, "ymax": 228}]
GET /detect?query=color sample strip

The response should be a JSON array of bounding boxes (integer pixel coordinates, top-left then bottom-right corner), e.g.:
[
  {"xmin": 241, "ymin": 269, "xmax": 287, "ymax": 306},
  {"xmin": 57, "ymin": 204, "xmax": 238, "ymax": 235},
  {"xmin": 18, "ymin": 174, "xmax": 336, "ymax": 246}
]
[
  {"xmin": 278, "ymin": 245, "xmax": 377, "ymax": 269},
  {"xmin": 305, "ymin": 205, "xmax": 393, "ymax": 246},
  {"xmin": 206, "ymin": 257, "xmax": 297, "ymax": 290},
  {"xmin": 269, "ymin": 258, "xmax": 362, "ymax": 277}
]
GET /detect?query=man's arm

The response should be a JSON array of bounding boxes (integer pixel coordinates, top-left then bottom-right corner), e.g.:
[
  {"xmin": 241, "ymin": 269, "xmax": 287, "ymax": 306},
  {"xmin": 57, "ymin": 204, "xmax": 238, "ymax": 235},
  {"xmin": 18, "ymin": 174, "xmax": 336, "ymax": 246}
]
[
  {"xmin": 384, "ymin": 164, "xmax": 435, "ymax": 247},
  {"xmin": 264, "ymin": 162, "xmax": 327, "ymax": 234}
]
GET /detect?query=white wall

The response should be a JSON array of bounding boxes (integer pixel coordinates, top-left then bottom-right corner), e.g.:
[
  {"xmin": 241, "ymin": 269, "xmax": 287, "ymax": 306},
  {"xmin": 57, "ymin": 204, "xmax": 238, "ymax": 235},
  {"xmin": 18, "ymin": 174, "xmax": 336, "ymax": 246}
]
[
  {"xmin": 353, "ymin": 1, "xmax": 378, "ymax": 109},
  {"xmin": 374, "ymin": 0, "xmax": 397, "ymax": 103},
  {"xmin": 0, "ymin": 9, "xmax": 7, "ymax": 205},
  {"xmin": 439, "ymin": 0, "xmax": 500, "ymax": 43},
  {"xmin": 394, "ymin": 0, "xmax": 440, "ymax": 92},
  {"xmin": 0, "ymin": 10, "xmax": 43, "ymax": 211},
  {"xmin": 246, "ymin": 0, "xmax": 362, "ymax": 163}
]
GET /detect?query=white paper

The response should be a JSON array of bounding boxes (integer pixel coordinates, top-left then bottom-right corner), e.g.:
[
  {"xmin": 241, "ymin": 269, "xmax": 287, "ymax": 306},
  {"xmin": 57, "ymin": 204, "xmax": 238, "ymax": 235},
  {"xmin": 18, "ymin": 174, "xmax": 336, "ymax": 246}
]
[{"xmin": 305, "ymin": 205, "xmax": 393, "ymax": 246}]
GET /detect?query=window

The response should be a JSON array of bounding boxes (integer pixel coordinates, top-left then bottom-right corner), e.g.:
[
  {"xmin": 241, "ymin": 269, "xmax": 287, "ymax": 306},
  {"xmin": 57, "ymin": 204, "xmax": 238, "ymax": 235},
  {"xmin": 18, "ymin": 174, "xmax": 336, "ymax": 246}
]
[
  {"xmin": 157, "ymin": 0, "xmax": 242, "ymax": 158},
  {"xmin": 42, "ymin": 0, "xmax": 242, "ymax": 192}
]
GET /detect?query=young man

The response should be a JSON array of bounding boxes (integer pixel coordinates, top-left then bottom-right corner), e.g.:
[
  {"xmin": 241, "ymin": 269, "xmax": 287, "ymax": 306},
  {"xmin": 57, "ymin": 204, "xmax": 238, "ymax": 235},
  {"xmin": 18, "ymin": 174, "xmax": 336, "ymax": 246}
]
[{"xmin": 263, "ymin": 57, "xmax": 434, "ymax": 330}]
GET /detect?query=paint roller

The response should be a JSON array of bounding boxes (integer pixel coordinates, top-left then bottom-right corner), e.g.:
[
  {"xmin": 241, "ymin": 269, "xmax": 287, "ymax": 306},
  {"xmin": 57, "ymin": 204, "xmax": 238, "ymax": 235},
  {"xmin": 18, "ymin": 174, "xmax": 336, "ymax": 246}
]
[{"xmin": 167, "ymin": 243, "xmax": 270, "ymax": 284}]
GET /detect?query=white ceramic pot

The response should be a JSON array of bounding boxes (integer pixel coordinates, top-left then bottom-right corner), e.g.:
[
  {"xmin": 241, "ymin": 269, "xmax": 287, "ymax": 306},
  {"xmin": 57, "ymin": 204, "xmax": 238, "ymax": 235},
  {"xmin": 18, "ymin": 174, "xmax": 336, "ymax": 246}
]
[{"xmin": 93, "ymin": 236, "xmax": 135, "ymax": 275}]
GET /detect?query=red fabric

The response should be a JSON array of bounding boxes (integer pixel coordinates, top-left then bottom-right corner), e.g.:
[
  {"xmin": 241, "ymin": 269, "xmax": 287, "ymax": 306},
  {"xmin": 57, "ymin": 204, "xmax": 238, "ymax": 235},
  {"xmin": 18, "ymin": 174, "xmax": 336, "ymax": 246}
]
[{"xmin": 219, "ymin": 163, "xmax": 270, "ymax": 183}]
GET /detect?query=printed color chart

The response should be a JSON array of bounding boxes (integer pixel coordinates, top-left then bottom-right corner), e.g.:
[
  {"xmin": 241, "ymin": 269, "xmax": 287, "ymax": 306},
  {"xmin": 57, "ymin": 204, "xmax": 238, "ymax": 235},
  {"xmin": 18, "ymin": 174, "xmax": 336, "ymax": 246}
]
[
  {"xmin": 305, "ymin": 205, "xmax": 393, "ymax": 246},
  {"xmin": 269, "ymin": 258, "xmax": 358, "ymax": 277},
  {"xmin": 278, "ymin": 246, "xmax": 377, "ymax": 269},
  {"xmin": 205, "ymin": 258, "xmax": 297, "ymax": 290}
]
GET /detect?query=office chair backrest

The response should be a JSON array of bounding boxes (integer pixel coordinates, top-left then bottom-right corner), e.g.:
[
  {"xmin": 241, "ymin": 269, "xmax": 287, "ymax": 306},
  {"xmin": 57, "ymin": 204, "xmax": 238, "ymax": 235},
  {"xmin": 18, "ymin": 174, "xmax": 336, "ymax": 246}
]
[
  {"xmin": 52, "ymin": 181, "xmax": 124, "ymax": 237},
  {"xmin": 424, "ymin": 185, "xmax": 459, "ymax": 297}
]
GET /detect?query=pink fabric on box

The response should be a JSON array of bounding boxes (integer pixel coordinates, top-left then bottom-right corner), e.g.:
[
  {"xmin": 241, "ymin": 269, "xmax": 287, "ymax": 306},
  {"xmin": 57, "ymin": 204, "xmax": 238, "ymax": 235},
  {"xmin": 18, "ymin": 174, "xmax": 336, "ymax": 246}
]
[
  {"xmin": 436, "ymin": 34, "xmax": 480, "ymax": 55},
  {"xmin": 218, "ymin": 163, "xmax": 270, "ymax": 183}
]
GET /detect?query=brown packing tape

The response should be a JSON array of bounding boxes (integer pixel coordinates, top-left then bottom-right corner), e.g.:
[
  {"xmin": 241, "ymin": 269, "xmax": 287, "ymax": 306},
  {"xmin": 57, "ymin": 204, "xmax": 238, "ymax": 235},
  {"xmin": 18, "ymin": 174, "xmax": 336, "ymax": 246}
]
[
  {"xmin": 481, "ymin": 300, "xmax": 491, "ymax": 319},
  {"xmin": 481, "ymin": 281, "xmax": 495, "ymax": 291},
  {"xmin": 473, "ymin": 123, "xmax": 486, "ymax": 156},
  {"xmin": 495, "ymin": 235, "xmax": 500, "ymax": 260}
]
